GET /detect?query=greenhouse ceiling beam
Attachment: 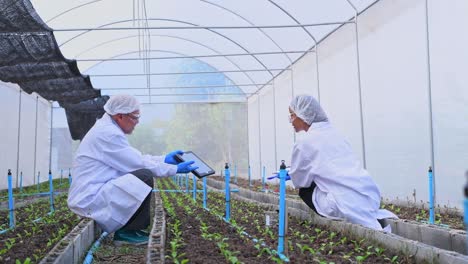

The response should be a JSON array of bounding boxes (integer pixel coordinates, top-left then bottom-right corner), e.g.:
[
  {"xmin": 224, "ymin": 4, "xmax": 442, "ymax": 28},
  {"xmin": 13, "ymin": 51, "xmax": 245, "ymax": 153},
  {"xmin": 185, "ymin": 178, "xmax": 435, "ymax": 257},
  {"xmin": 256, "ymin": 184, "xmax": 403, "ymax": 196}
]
[
  {"xmin": 89, "ymin": 68, "xmax": 285, "ymax": 77},
  {"xmin": 268, "ymin": 0, "xmax": 321, "ymax": 102},
  {"xmin": 200, "ymin": 0, "xmax": 294, "ymax": 64},
  {"xmin": 81, "ymin": 47, "xmax": 257, "ymax": 92},
  {"xmin": 100, "ymin": 83, "xmax": 271, "ymax": 90},
  {"xmin": 76, "ymin": 50, "xmax": 310, "ymax": 62},
  {"xmin": 83, "ymin": 49, "xmax": 250, "ymax": 97},
  {"xmin": 53, "ymin": 21, "xmax": 355, "ymax": 32},
  {"xmin": 79, "ymin": 39, "xmax": 259, "ymax": 90},
  {"xmin": 58, "ymin": 18, "xmax": 275, "ymax": 79},
  {"xmin": 130, "ymin": 93, "xmax": 254, "ymax": 96}
]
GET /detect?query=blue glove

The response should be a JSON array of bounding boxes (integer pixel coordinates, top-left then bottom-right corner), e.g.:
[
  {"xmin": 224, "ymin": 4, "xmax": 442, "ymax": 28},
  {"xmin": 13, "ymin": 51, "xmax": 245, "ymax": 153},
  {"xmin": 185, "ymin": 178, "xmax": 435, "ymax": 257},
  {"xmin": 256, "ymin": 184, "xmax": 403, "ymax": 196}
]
[
  {"xmin": 177, "ymin": 160, "xmax": 199, "ymax": 174},
  {"xmin": 165, "ymin": 150, "xmax": 184, "ymax": 165},
  {"xmin": 267, "ymin": 173, "xmax": 291, "ymax": 181}
]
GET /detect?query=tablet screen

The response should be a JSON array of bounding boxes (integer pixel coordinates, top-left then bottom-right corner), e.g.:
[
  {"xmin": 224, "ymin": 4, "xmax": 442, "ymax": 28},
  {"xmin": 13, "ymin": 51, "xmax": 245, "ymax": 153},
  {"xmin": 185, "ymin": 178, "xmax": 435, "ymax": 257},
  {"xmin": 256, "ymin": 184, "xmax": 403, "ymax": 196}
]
[{"xmin": 176, "ymin": 151, "xmax": 215, "ymax": 178}]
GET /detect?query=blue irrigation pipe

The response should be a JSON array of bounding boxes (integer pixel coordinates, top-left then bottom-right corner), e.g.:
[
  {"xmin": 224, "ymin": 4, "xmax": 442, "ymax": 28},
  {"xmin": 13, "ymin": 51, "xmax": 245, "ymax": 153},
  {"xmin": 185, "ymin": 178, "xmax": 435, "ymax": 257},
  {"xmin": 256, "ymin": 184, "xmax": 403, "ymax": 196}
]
[
  {"xmin": 428, "ymin": 166, "xmax": 435, "ymax": 224},
  {"xmin": 48, "ymin": 170, "xmax": 55, "ymax": 213},
  {"xmin": 262, "ymin": 166, "xmax": 266, "ymax": 192},
  {"xmin": 224, "ymin": 163, "xmax": 231, "ymax": 222},
  {"xmin": 203, "ymin": 177, "xmax": 207, "ymax": 209},
  {"xmin": 7, "ymin": 169, "xmax": 15, "ymax": 229},
  {"xmin": 192, "ymin": 175, "xmax": 197, "ymax": 201},
  {"xmin": 83, "ymin": 231, "xmax": 109, "ymax": 264},
  {"xmin": 278, "ymin": 161, "xmax": 287, "ymax": 255},
  {"xmin": 185, "ymin": 174, "xmax": 189, "ymax": 193},
  {"xmin": 248, "ymin": 165, "xmax": 252, "ymax": 188},
  {"xmin": 68, "ymin": 170, "xmax": 72, "ymax": 185}
]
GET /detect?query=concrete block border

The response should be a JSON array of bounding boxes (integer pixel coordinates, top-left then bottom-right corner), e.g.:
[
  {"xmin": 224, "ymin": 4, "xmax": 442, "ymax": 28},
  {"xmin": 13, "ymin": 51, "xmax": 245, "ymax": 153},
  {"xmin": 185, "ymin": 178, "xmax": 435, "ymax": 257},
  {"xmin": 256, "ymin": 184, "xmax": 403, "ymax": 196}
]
[
  {"xmin": 206, "ymin": 178, "xmax": 468, "ymax": 264},
  {"xmin": 39, "ymin": 218, "xmax": 99, "ymax": 264},
  {"xmin": 146, "ymin": 192, "xmax": 166, "ymax": 264}
]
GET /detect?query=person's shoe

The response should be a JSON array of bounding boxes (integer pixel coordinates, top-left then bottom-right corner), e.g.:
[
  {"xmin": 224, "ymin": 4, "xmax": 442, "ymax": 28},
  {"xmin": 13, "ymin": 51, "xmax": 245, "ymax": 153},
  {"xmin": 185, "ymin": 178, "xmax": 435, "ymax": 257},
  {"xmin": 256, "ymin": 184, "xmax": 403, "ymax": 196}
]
[
  {"xmin": 135, "ymin": 229, "xmax": 150, "ymax": 236},
  {"xmin": 113, "ymin": 229, "xmax": 149, "ymax": 246}
]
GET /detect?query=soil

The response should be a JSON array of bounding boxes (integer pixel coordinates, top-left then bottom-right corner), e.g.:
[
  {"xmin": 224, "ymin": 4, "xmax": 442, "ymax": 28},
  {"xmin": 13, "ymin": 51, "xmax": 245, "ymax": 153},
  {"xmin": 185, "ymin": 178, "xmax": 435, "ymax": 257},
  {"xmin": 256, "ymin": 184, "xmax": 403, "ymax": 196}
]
[
  {"xmin": 0, "ymin": 194, "xmax": 81, "ymax": 264},
  {"xmin": 162, "ymin": 178, "xmax": 418, "ymax": 264}
]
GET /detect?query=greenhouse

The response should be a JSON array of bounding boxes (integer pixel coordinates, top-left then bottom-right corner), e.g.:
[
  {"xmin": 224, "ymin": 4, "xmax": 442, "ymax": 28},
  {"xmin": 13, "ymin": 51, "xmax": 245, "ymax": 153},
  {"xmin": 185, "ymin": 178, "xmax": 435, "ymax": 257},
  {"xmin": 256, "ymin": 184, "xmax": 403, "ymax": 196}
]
[{"xmin": 0, "ymin": 0, "xmax": 467, "ymax": 263}]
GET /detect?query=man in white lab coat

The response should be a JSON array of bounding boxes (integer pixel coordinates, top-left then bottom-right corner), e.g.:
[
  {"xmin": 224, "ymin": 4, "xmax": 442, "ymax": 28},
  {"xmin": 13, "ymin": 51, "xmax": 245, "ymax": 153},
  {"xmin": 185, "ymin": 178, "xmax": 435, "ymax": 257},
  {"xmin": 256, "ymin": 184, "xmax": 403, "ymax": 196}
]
[
  {"xmin": 68, "ymin": 94, "xmax": 198, "ymax": 245},
  {"xmin": 288, "ymin": 95, "xmax": 397, "ymax": 231}
]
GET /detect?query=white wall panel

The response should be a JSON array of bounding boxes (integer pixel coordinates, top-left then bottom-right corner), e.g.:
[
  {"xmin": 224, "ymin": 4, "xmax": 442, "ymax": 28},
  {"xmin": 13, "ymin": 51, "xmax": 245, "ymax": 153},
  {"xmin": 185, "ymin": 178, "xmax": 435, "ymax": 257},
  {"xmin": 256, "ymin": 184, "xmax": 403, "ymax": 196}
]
[
  {"xmin": 274, "ymin": 71, "xmax": 294, "ymax": 170},
  {"xmin": 247, "ymin": 0, "xmax": 467, "ymax": 207},
  {"xmin": 258, "ymin": 87, "xmax": 276, "ymax": 179},
  {"xmin": 247, "ymin": 96, "xmax": 260, "ymax": 180},
  {"xmin": 316, "ymin": 23, "xmax": 364, "ymax": 163},
  {"xmin": 359, "ymin": 0, "xmax": 431, "ymax": 201},
  {"xmin": 0, "ymin": 83, "xmax": 51, "ymax": 190},
  {"xmin": 428, "ymin": 0, "xmax": 468, "ymax": 206},
  {"xmin": 0, "ymin": 83, "xmax": 20, "ymax": 189}
]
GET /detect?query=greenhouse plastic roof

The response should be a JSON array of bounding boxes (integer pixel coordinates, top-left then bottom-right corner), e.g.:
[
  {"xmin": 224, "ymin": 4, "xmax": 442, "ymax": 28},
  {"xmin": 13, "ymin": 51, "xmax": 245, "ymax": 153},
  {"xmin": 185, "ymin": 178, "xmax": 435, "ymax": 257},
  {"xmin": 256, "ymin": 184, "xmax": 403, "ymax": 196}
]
[{"xmin": 0, "ymin": 0, "xmax": 378, "ymax": 139}]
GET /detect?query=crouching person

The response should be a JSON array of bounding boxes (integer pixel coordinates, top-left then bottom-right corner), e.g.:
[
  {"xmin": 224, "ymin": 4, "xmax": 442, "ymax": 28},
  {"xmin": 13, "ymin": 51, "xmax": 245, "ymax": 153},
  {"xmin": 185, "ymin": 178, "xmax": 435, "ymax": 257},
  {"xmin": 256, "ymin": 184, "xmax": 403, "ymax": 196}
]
[{"xmin": 67, "ymin": 94, "xmax": 197, "ymax": 245}]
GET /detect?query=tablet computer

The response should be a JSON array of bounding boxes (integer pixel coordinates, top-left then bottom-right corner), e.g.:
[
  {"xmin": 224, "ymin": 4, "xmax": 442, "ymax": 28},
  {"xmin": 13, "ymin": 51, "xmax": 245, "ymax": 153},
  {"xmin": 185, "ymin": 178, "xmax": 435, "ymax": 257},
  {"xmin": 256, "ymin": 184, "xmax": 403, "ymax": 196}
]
[{"xmin": 174, "ymin": 151, "xmax": 216, "ymax": 178}]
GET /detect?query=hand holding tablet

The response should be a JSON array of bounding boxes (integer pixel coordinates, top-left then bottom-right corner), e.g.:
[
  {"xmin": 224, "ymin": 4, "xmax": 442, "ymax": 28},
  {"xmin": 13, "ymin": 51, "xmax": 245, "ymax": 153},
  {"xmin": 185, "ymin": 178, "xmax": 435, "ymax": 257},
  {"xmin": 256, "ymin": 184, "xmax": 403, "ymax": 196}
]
[{"xmin": 174, "ymin": 151, "xmax": 216, "ymax": 178}]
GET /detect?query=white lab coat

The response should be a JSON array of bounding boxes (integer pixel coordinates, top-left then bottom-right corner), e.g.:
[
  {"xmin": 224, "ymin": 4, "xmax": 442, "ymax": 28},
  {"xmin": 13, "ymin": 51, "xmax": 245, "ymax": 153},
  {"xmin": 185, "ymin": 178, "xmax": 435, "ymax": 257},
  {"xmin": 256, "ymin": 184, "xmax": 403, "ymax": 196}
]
[
  {"xmin": 289, "ymin": 122, "xmax": 397, "ymax": 230},
  {"xmin": 67, "ymin": 113, "xmax": 177, "ymax": 233}
]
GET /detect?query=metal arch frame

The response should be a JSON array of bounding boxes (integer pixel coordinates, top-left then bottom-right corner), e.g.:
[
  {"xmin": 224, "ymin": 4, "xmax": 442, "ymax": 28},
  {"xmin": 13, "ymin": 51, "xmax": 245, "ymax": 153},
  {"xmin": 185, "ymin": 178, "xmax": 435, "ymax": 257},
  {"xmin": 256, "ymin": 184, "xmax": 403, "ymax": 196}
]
[
  {"xmin": 72, "ymin": 34, "xmax": 259, "ymax": 89},
  {"xmin": 267, "ymin": 0, "xmax": 322, "ymax": 102},
  {"xmin": 83, "ymin": 49, "xmax": 248, "ymax": 97},
  {"xmin": 45, "ymin": 0, "xmax": 103, "ymax": 23},
  {"xmin": 57, "ymin": 18, "xmax": 276, "ymax": 83},
  {"xmin": 343, "ymin": 0, "xmax": 367, "ymax": 169},
  {"xmin": 200, "ymin": 0, "xmax": 294, "ymax": 65}
]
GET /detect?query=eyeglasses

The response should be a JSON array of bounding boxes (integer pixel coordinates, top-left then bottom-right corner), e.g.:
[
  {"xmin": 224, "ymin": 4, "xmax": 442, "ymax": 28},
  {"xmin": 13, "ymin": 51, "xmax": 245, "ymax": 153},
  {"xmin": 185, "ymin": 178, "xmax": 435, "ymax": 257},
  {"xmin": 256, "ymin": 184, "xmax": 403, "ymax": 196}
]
[
  {"xmin": 125, "ymin": 113, "xmax": 140, "ymax": 121},
  {"xmin": 289, "ymin": 112, "xmax": 296, "ymax": 123}
]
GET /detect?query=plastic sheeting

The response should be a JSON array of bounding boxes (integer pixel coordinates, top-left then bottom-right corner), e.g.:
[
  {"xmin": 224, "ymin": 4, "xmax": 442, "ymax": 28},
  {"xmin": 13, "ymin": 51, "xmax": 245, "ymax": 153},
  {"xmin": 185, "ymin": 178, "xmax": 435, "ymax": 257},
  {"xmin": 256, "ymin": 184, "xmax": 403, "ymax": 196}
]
[
  {"xmin": 0, "ymin": 81, "xmax": 50, "ymax": 189},
  {"xmin": 0, "ymin": 0, "xmax": 103, "ymax": 140},
  {"xmin": 248, "ymin": 0, "xmax": 468, "ymax": 207}
]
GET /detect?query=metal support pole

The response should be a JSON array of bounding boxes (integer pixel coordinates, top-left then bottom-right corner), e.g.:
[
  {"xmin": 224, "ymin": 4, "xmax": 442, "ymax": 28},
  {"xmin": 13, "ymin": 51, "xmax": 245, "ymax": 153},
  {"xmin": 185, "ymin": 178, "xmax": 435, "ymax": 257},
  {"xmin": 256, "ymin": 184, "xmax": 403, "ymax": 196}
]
[
  {"xmin": 262, "ymin": 166, "xmax": 266, "ymax": 192},
  {"xmin": 19, "ymin": 172, "xmax": 23, "ymax": 193},
  {"xmin": 272, "ymin": 79, "xmax": 278, "ymax": 170},
  {"xmin": 37, "ymin": 171, "xmax": 40, "ymax": 193},
  {"xmin": 248, "ymin": 165, "xmax": 252, "ymax": 188},
  {"xmin": 33, "ymin": 96, "xmax": 39, "ymax": 184},
  {"xmin": 234, "ymin": 164, "xmax": 238, "ymax": 184},
  {"xmin": 49, "ymin": 102, "xmax": 53, "ymax": 173},
  {"xmin": 424, "ymin": 0, "xmax": 436, "ymax": 208},
  {"xmin": 257, "ymin": 94, "xmax": 262, "ymax": 182},
  {"xmin": 224, "ymin": 163, "xmax": 231, "ymax": 222},
  {"xmin": 464, "ymin": 171, "xmax": 468, "ymax": 254},
  {"xmin": 15, "ymin": 90, "xmax": 22, "ymax": 188},
  {"xmin": 345, "ymin": 0, "xmax": 366, "ymax": 169}
]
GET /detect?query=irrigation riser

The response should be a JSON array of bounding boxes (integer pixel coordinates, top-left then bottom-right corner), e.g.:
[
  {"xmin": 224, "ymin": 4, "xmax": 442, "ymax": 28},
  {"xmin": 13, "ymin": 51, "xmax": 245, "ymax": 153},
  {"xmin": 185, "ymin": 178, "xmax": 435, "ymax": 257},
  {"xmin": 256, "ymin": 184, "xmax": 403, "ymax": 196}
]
[{"xmin": 205, "ymin": 178, "xmax": 468, "ymax": 264}]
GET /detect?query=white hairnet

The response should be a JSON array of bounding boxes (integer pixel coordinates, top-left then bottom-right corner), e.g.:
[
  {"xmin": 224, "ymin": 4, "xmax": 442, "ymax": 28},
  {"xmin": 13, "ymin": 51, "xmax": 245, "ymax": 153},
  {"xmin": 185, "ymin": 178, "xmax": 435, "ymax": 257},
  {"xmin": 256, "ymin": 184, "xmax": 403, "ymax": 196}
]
[
  {"xmin": 103, "ymin": 94, "xmax": 140, "ymax": 115},
  {"xmin": 290, "ymin": 95, "xmax": 328, "ymax": 125}
]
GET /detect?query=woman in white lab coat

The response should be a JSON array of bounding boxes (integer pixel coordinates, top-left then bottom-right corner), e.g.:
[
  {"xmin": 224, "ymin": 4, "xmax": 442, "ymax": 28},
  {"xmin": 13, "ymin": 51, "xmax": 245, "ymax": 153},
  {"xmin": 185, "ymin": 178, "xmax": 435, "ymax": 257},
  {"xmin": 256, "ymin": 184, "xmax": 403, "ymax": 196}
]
[
  {"xmin": 67, "ymin": 94, "xmax": 197, "ymax": 245},
  {"xmin": 288, "ymin": 95, "xmax": 396, "ymax": 231}
]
